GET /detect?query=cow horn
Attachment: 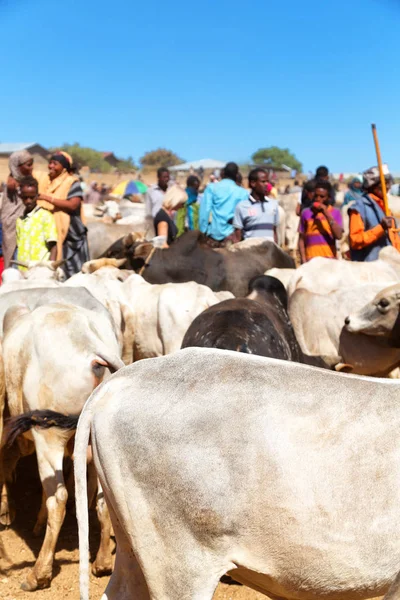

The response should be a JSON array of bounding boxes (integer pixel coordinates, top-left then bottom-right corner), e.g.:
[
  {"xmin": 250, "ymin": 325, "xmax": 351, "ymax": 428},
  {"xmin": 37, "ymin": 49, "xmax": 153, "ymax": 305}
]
[
  {"xmin": 133, "ymin": 242, "xmax": 153, "ymax": 259},
  {"xmin": 10, "ymin": 260, "xmax": 29, "ymax": 269},
  {"xmin": 334, "ymin": 363, "xmax": 354, "ymax": 374},
  {"xmin": 115, "ymin": 258, "xmax": 127, "ymax": 268}
]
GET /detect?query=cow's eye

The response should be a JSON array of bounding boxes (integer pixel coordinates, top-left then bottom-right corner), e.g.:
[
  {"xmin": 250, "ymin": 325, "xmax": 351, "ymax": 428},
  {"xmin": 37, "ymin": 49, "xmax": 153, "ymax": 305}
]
[
  {"xmin": 378, "ymin": 298, "xmax": 390, "ymax": 309},
  {"xmin": 92, "ymin": 362, "xmax": 106, "ymax": 378}
]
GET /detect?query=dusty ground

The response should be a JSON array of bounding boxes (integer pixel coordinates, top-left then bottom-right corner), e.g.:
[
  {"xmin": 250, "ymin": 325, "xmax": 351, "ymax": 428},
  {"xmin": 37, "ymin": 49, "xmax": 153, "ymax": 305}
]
[{"xmin": 0, "ymin": 456, "xmax": 264, "ymax": 600}]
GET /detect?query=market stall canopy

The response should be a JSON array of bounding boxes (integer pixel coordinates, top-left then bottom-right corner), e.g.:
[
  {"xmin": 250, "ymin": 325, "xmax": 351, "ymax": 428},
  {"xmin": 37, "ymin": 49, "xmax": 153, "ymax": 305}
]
[
  {"xmin": 112, "ymin": 180, "xmax": 148, "ymax": 196},
  {"xmin": 169, "ymin": 158, "xmax": 226, "ymax": 172}
]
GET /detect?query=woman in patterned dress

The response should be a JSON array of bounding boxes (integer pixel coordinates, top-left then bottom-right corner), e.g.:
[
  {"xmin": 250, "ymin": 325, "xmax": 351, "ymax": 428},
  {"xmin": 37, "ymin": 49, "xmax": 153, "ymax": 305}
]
[{"xmin": 37, "ymin": 151, "xmax": 89, "ymax": 278}]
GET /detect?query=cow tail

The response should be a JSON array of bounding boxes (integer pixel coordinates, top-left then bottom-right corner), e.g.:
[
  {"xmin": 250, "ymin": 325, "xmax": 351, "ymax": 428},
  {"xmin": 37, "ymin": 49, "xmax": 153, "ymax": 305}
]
[
  {"xmin": 75, "ymin": 399, "xmax": 92, "ymax": 600},
  {"xmin": 5, "ymin": 410, "xmax": 79, "ymax": 448},
  {"xmin": 75, "ymin": 355, "xmax": 125, "ymax": 600}
]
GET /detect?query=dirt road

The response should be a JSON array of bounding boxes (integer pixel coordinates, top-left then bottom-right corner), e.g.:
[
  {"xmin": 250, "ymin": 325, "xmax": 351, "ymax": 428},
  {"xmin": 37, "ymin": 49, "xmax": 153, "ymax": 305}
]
[{"xmin": 0, "ymin": 456, "xmax": 264, "ymax": 600}]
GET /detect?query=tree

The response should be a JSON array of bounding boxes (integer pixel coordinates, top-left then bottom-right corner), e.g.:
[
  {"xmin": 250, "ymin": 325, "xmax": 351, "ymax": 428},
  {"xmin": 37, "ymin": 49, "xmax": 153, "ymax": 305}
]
[
  {"xmin": 140, "ymin": 148, "xmax": 184, "ymax": 168},
  {"xmin": 51, "ymin": 143, "xmax": 112, "ymax": 172},
  {"xmin": 116, "ymin": 156, "xmax": 136, "ymax": 173},
  {"xmin": 251, "ymin": 147, "xmax": 302, "ymax": 172}
]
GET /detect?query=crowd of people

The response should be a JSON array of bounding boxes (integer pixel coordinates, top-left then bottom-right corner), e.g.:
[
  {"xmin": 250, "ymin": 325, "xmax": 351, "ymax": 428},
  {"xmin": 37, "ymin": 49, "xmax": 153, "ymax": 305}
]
[
  {"xmin": 1, "ymin": 150, "xmax": 399, "ymax": 283},
  {"xmin": 145, "ymin": 162, "xmax": 281, "ymax": 248},
  {"xmin": 145, "ymin": 161, "xmax": 400, "ymax": 263},
  {"xmin": 1, "ymin": 149, "xmax": 89, "ymax": 278},
  {"xmin": 83, "ymin": 181, "xmax": 112, "ymax": 204}
]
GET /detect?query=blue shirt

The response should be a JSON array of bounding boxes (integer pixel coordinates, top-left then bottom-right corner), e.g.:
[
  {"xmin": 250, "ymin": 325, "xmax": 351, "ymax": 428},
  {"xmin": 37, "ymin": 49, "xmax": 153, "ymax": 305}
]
[
  {"xmin": 233, "ymin": 196, "xmax": 279, "ymax": 240},
  {"xmin": 199, "ymin": 179, "xmax": 249, "ymax": 241}
]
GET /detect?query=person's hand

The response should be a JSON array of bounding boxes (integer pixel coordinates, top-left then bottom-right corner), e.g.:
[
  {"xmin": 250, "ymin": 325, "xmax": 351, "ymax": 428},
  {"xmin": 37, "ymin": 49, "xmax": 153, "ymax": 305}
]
[
  {"xmin": 39, "ymin": 194, "xmax": 53, "ymax": 204},
  {"xmin": 381, "ymin": 216, "xmax": 395, "ymax": 231},
  {"xmin": 311, "ymin": 202, "xmax": 324, "ymax": 214},
  {"xmin": 7, "ymin": 176, "xmax": 18, "ymax": 192}
]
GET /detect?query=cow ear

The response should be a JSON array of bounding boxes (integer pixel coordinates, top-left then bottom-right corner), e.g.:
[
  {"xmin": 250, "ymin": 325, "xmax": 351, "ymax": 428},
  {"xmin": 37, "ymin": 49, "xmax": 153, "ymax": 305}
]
[
  {"xmin": 133, "ymin": 242, "xmax": 153, "ymax": 260},
  {"xmin": 124, "ymin": 233, "xmax": 135, "ymax": 247}
]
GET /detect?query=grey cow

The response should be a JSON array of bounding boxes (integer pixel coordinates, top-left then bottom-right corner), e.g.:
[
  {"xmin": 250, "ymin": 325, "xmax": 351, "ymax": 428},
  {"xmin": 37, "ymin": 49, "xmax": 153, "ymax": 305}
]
[{"xmin": 68, "ymin": 348, "xmax": 400, "ymax": 600}]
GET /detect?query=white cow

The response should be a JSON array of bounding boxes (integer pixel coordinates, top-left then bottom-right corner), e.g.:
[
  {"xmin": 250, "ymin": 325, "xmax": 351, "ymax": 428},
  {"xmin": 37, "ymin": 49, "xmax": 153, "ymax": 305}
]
[
  {"xmin": 279, "ymin": 193, "xmax": 299, "ymax": 254},
  {"xmin": 265, "ymin": 267, "xmax": 296, "ymax": 289},
  {"xmin": 1, "ymin": 260, "xmax": 65, "ymax": 289},
  {"xmin": 1, "ymin": 303, "xmax": 123, "ymax": 590},
  {"xmin": 65, "ymin": 272, "xmax": 232, "ymax": 364},
  {"xmin": 120, "ymin": 275, "xmax": 234, "ymax": 361},
  {"xmin": 277, "ymin": 205, "xmax": 286, "ymax": 247},
  {"xmin": 289, "ymin": 282, "xmax": 400, "ymax": 375},
  {"xmin": 345, "ymin": 283, "xmax": 400, "ymax": 342},
  {"xmin": 288, "ymin": 246, "xmax": 400, "ymax": 296},
  {"xmin": 73, "ymin": 348, "xmax": 400, "ymax": 600}
]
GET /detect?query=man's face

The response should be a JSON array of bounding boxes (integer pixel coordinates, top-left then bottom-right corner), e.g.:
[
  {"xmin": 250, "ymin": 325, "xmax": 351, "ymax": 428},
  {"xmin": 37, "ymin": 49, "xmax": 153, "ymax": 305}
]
[
  {"xmin": 20, "ymin": 185, "xmax": 38, "ymax": 212},
  {"xmin": 158, "ymin": 171, "xmax": 170, "ymax": 191},
  {"xmin": 251, "ymin": 172, "xmax": 268, "ymax": 196},
  {"xmin": 373, "ymin": 179, "xmax": 391, "ymax": 200},
  {"xmin": 314, "ymin": 187, "xmax": 329, "ymax": 205}
]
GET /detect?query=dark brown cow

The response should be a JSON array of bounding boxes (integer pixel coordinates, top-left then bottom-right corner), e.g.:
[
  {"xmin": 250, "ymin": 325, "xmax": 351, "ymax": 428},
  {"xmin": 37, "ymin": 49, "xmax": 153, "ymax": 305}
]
[
  {"xmin": 182, "ymin": 275, "xmax": 327, "ymax": 367},
  {"xmin": 100, "ymin": 231, "xmax": 295, "ymax": 297}
]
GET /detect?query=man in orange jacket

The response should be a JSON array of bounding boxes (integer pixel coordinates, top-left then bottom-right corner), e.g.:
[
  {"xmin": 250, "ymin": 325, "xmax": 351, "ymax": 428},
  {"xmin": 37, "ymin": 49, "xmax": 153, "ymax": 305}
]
[{"xmin": 348, "ymin": 165, "xmax": 400, "ymax": 262}]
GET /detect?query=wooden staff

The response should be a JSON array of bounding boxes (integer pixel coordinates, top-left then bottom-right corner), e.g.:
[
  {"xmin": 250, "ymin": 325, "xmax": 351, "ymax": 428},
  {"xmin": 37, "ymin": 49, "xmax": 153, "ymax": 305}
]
[
  {"xmin": 371, "ymin": 123, "xmax": 390, "ymax": 216},
  {"xmin": 139, "ymin": 246, "xmax": 156, "ymax": 276}
]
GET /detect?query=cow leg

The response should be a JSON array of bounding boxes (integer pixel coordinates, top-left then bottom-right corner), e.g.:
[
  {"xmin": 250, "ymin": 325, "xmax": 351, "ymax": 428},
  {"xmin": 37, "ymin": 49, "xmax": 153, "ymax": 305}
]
[
  {"xmin": 102, "ymin": 497, "xmax": 150, "ymax": 600},
  {"xmin": 0, "ymin": 439, "xmax": 25, "ymax": 526},
  {"xmin": 0, "ymin": 482, "xmax": 14, "ymax": 527},
  {"xmin": 33, "ymin": 490, "xmax": 47, "ymax": 537},
  {"xmin": 92, "ymin": 479, "xmax": 113, "ymax": 577},
  {"xmin": 384, "ymin": 571, "xmax": 400, "ymax": 600},
  {"xmin": 104, "ymin": 494, "xmax": 223, "ymax": 600},
  {"xmin": 87, "ymin": 459, "xmax": 98, "ymax": 509},
  {"xmin": 21, "ymin": 430, "xmax": 68, "ymax": 591},
  {"xmin": 143, "ymin": 557, "xmax": 223, "ymax": 600}
]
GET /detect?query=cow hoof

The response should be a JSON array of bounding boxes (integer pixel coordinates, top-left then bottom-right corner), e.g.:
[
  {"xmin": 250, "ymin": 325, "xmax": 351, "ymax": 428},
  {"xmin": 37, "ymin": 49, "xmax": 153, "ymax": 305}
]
[
  {"xmin": 92, "ymin": 562, "xmax": 113, "ymax": 577},
  {"xmin": 21, "ymin": 572, "xmax": 51, "ymax": 591}
]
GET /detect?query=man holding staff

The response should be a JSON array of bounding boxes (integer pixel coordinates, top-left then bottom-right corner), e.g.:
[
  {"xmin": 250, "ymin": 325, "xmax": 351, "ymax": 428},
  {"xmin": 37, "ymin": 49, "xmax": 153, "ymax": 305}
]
[{"xmin": 348, "ymin": 165, "xmax": 400, "ymax": 261}]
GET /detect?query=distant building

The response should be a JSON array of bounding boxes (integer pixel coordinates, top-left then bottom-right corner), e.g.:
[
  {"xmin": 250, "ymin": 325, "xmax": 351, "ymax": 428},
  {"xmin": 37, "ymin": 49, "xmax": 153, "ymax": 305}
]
[
  {"xmin": 251, "ymin": 164, "xmax": 292, "ymax": 178},
  {"xmin": 102, "ymin": 152, "xmax": 119, "ymax": 168},
  {"xmin": 0, "ymin": 142, "xmax": 49, "ymax": 180}
]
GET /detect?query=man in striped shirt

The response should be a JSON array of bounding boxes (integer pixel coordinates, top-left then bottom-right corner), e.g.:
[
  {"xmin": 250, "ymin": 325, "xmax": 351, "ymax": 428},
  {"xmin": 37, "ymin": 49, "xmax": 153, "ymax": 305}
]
[
  {"xmin": 233, "ymin": 169, "xmax": 279, "ymax": 243},
  {"xmin": 298, "ymin": 180, "xmax": 343, "ymax": 263}
]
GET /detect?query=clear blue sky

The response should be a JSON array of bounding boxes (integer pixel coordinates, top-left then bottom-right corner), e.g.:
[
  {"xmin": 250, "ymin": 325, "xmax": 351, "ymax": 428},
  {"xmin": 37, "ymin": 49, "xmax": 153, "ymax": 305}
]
[{"xmin": 1, "ymin": 0, "xmax": 399, "ymax": 172}]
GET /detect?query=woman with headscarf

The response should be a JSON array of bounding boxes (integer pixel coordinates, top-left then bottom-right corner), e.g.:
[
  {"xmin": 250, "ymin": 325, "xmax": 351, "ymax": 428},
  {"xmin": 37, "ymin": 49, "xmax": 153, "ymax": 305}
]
[
  {"xmin": 37, "ymin": 151, "xmax": 89, "ymax": 277},
  {"xmin": 176, "ymin": 175, "xmax": 200, "ymax": 237},
  {"xmin": 1, "ymin": 150, "xmax": 34, "ymax": 268},
  {"xmin": 343, "ymin": 175, "xmax": 363, "ymax": 206}
]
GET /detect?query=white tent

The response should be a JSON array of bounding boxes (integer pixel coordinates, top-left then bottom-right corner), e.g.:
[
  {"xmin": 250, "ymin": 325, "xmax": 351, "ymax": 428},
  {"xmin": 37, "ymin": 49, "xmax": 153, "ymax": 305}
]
[{"xmin": 169, "ymin": 158, "xmax": 226, "ymax": 172}]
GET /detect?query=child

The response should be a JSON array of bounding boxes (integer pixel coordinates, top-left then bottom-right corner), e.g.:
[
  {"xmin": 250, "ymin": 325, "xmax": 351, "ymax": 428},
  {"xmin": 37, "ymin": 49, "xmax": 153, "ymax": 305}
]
[
  {"xmin": 16, "ymin": 177, "xmax": 58, "ymax": 267},
  {"xmin": 298, "ymin": 180, "xmax": 343, "ymax": 263},
  {"xmin": 296, "ymin": 180, "xmax": 316, "ymax": 216}
]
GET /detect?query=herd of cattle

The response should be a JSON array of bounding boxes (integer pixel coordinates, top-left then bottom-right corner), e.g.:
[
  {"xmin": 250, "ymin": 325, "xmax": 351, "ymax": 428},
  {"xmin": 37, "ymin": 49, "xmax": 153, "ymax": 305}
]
[{"xmin": 2, "ymin": 197, "xmax": 400, "ymax": 600}]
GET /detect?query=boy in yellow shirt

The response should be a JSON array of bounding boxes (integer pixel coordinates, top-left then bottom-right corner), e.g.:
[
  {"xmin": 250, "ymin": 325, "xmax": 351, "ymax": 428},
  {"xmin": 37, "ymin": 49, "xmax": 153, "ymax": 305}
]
[{"xmin": 16, "ymin": 177, "xmax": 58, "ymax": 267}]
